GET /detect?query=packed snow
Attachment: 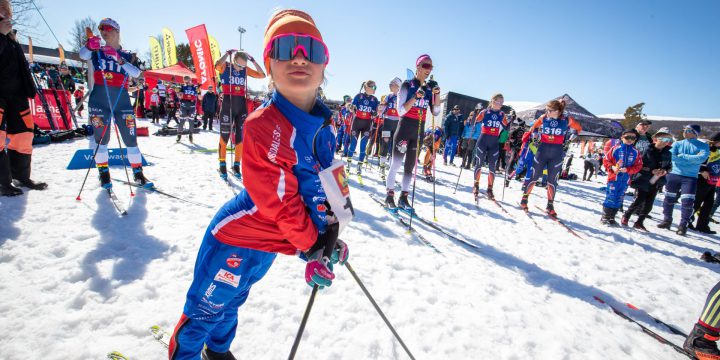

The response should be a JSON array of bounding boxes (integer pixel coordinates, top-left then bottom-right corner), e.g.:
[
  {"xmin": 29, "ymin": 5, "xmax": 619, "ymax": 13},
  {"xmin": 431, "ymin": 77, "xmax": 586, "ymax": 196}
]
[{"xmin": 0, "ymin": 115, "xmax": 718, "ymax": 360}]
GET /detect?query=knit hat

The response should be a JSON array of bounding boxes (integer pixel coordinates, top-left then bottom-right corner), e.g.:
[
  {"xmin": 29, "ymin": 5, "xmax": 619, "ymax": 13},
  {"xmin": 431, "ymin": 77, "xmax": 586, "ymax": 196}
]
[
  {"xmin": 390, "ymin": 77, "xmax": 402, "ymax": 87},
  {"xmin": 710, "ymin": 132, "xmax": 720, "ymax": 142},
  {"xmin": 684, "ymin": 124, "xmax": 701, "ymax": 136},
  {"xmin": 263, "ymin": 10, "xmax": 323, "ymax": 74},
  {"xmin": 416, "ymin": 54, "xmax": 431, "ymax": 66},
  {"xmin": 98, "ymin": 18, "xmax": 120, "ymax": 31},
  {"xmin": 653, "ymin": 127, "xmax": 672, "ymax": 138}
]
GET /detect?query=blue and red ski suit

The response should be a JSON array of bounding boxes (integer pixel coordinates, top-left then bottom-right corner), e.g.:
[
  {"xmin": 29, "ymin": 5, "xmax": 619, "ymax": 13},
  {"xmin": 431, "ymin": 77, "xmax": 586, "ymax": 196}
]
[
  {"xmin": 602, "ymin": 142, "xmax": 643, "ymax": 209},
  {"xmin": 169, "ymin": 91, "xmax": 336, "ymax": 360}
]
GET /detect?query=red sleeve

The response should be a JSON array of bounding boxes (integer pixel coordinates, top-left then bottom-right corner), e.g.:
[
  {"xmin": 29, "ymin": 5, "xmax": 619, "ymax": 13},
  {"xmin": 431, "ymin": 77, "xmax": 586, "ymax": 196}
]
[
  {"xmin": 522, "ymin": 131, "xmax": 531, "ymax": 143},
  {"xmin": 529, "ymin": 115, "xmax": 544, "ymax": 133},
  {"xmin": 603, "ymin": 146, "xmax": 617, "ymax": 173},
  {"xmin": 242, "ymin": 110, "xmax": 318, "ymax": 251},
  {"xmin": 627, "ymin": 151, "xmax": 643, "ymax": 175}
]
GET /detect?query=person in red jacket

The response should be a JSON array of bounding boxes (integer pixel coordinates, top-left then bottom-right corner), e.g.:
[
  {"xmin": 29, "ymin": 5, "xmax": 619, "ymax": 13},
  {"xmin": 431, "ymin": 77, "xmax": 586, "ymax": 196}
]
[
  {"xmin": 601, "ymin": 129, "xmax": 643, "ymax": 225},
  {"xmin": 168, "ymin": 10, "xmax": 351, "ymax": 360},
  {"xmin": 73, "ymin": 85, "xmax": 85, "ymax": 117}
]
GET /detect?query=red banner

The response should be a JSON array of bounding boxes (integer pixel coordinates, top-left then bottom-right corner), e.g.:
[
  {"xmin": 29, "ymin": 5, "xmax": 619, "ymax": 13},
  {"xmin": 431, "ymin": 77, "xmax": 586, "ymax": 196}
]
[
  {"xmin": 31, "ymin": 89, "xmax": 73, "ymax": 130},
  {"xmin": 185, "ymin": 24, "xmax": 216, "ymax": 92}
]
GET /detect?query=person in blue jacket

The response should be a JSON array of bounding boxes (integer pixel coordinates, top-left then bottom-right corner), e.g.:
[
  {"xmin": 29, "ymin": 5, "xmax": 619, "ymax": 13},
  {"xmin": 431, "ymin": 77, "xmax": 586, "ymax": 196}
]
[
  {"xmin": 442, "ymin": 105, "xmax": 463, "ymax": 166},
  {"xmin": 658, "ymin": 124, "xmax": 710, "ymax": 235}
]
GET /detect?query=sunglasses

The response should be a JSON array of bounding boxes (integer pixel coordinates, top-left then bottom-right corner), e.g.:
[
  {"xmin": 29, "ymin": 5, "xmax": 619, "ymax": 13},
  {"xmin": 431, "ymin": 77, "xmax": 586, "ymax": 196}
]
[
  {"xmin": 264, "ymin": 33, "xmax": 329, "ymax": 65},
  {"xmin": 546, "ymin": 108, "xmax": 559, "ymax": 113},
  {"xmin": 622, "ymin": 136, "xmax": 637, "ymax": 140},
  {"xmin": 99, "ymin": 25, "xmax": 116, "ymax": 32},
  {"xmin": 684, "ymin": 128, "xmax": 695, "ymax": 133},
  {"xmin": 367, "ymin": 84, "xmax": 377, "ymax": 90},
  {"xmin": 419, "ymin": 63, "xmax": 433, "ymax": 70},
  {"xmin": 657, "ymin": 137, "xmax": 673, "ymax": 143}
]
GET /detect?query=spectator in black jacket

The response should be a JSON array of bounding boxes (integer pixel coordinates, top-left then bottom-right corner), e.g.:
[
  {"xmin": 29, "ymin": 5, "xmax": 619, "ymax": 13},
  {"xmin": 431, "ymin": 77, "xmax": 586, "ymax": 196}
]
[
  {"xmin": 201, "ymin": 85, "xmax": 218, "ymax": 131},
  {"xmin": 622, "ymin": 129, "xmax": 673, "ymax": 229},
  {"xmin": 442, "ymin": 105, "xmax": 463, "ymax": 166}
]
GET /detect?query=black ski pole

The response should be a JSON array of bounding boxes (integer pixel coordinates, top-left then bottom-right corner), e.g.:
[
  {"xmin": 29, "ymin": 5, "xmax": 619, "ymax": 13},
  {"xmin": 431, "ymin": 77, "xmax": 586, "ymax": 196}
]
[
  {"xmin": 430, "ymin": 111, "xmax": 437, "ymax": 221},
  {"xmin": 345, "ymin": 262, "xmax": 416, "ymax": 360},
  {"xmin": 453, "ymin": 164, "xmax": 463, "ymax": 194},
  {"xmin": 288, "ymin": 242, "xmax": 337, "ymax": 360}
]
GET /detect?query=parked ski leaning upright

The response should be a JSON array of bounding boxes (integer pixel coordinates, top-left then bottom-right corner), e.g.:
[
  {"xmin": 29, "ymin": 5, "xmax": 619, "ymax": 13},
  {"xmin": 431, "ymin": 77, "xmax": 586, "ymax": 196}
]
[
  {"xmin": 472, "ymin": 93, "xmax": 510, "ymax": 200},
  {"xmin": 169, "ymin": 10, "xmax": 350, "ymax": 360},
  {"xmin": 79, "ymin": 18, "xmax": 153, "ymax": 189},
  {"xmin": 657, "ymin": 124, "xmax": 709, "ymax": 235},
  {"xmin": 345, "ymin": 81, "xmax": 379, "ymax": 174},
  {"xmin": 519, "ymin": 99, "xmax": 582, "ymax": 216},
  {"xmin": 0, "ymin": 0, "xmax": 47, "ymax": 196},
  {"xmin": 215, "ymin": 49, "xmax": 266, "ymax": 179}
]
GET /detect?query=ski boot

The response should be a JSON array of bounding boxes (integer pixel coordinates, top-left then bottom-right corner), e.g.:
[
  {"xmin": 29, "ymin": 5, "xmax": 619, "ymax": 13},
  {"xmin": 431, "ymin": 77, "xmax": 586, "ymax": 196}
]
[
  {"xmin": 520, "ymin": 195, "xmax": 529, "ymax": 212},
  {"xmin": 379, "ymin": 162, "xmax": 387, "ymax": 181},
  {"xmin": 385, "ymin": 190, "xmax": 397, "ymax": 209},
  {"xmin": 697, "ymin": 227, "xmax": 718, "ymax": 235},
  {"xmin": 345, "ymin": 157, "xmax": 353, "ymax": 173},
  {"xmin": 356, "ymin": 162, "xmax": 363, "ymax": 175},
  {"xmin": 0, "ymin": 182, "xmax": 23, "ymax": 196},
  {"xmin": 486, "ymin": 187, "xmax": 495, "ymax": 200},
  {"xmin": 621, "ymin": 214, "xmax": 629, "ymax": 226},
  {"xmin": 546, "ymin": 201, "xmax": 557, "ymax": 218},
  {"xmin": 98, "ymin": 166, "xmax": 112, "ymax": 189},
  {"xmin": 443, "ymin": 159, "xmax": 447, "ymax": 166},
  {"xmin": 219, "ymin": 161, "xmax": 228, "ymax": 180},
  {"xmin": 0, "ymin": 150, "xmax": 23, "ymax": 196},
  {"xmin": 397, "ymin": 191, "xmax": 412, "ymax": 211},
  {"xmin": 601, "ymin": 206, "xmax": 617, "ymax": 226},
  {"xmin": 189, "ymin": 133, "xmax": 193, "ymax": 143},
  {"xmin": 504, "ymin": 178, "xmax": 510, "ymax": 187},
  {"xmin": 633, "ymin": 216, "xmax": 648, "ymax": 231},
  {"xmin": 472, "ymin": 182, "xmax": 480, "ymax": 201},
  {"xmin": 176, "ymin": 134, "xmax": 181, "ymax": 143},
  {"xmin": 657, "ymin": 220, "xmax": 672, "ymax": 230},
  {"xmin": 233, "ymin": 162, "xmax": 241, "ymax": 179},
  {"xmin": 201, "ymin": 347, "xmax": 237, "ymax": 360},
  {"xmin": 676, "ymin": 224, "xmax": 688, "ymax": 236},
  {"xmin": 133, "ymin": 166, "xmax": 154, "ymax": 188},
  {"xmin": 9, "ymin": 151, "xmax": 47, "ymax": 190},
  {"xmin": 684, "ymin": 323, "xmax": 720, "ymax": 360}
]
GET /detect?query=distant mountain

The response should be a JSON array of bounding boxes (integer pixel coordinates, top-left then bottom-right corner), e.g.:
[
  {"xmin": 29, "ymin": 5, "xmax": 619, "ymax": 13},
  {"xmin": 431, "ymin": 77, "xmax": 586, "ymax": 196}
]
[{"xmin": 598, "ymin": 114, "xmax": 720, "ymax": 123}]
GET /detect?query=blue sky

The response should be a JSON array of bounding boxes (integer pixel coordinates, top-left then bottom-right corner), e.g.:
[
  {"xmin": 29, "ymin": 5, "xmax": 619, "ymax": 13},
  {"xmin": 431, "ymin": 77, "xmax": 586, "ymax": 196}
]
[{"xmin": 22, "ymin": 0, "xmax": 720, "ymax": 118}]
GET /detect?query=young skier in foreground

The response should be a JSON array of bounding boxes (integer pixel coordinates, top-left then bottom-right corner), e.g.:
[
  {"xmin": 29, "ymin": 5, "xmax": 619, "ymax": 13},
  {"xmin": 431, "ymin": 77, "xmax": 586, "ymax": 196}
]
[{"xmin": 169, "ymin": 10, "xmax": 351, "ymax": 360}]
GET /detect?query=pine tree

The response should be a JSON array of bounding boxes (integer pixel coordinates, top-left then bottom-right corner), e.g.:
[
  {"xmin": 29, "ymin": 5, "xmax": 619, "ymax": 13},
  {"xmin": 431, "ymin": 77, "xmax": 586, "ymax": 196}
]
[{"xmin": 622, "ymin": 102, "xmax": 647, "ymax": 129}]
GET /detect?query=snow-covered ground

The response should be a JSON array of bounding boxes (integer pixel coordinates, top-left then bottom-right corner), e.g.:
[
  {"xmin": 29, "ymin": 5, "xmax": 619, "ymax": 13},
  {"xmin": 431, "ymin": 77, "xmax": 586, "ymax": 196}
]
[{"xmin": 1, "ymin": 116, "xmax": 718, "ymax": 359}]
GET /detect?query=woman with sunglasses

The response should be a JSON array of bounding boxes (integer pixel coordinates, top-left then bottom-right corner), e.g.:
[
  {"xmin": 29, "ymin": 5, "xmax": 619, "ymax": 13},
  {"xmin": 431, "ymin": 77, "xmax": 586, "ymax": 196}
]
[
  {"xmin": 600, "ymin": 129, "xmax": 643, "ymax": 225},
  {"xmin": 378, "ymin": 78, "xmax": 402, "ymax": 173},
  {"xmin": 384, "ymin": 55, "xmax": 441, "ymax": 209},
  {"xmin": 519, "ymin": 99, "xmax": 582, "ymax": 215},
  {"xmin": 169, "ymin": 10, "xmax": 349, "ymax": 360},
  {"xmin": 214, "ymin": 50, "xmax": 266, "ymax": 179},
  {"xmin": 621, "ymin": 130, "xmax": 673, "ymax": 229},
  {"xmin": 471, "ymin": 93, "xmax": 509, "ymax": 200},
  {"xmin": 344, "ymin": 80, "xmax": 379, "ymax": 174},
  {"xmin": 79, "ymin": 18, "xmax": 153, "ymax": 189}
]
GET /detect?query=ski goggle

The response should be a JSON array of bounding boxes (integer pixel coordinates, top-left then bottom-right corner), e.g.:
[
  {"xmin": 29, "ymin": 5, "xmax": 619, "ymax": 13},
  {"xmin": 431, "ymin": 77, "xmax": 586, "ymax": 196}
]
[
  {"xmin": 419, "ymin": 63, "xmax": 433, "ymax": 70},
  {"xmin": 656, "ymin": 137, "xmax": 673, "ymax": 143},
  {"xmin": 264, "ymin": 33, "xmax": 329, "ymax": 65},
  {"xmin": 99, "ymin": 25, "xmax": 117, "ymax": 32},
  {"xmin": 622, "ymin": 135, "xmax": 637, "ymax": 140}
]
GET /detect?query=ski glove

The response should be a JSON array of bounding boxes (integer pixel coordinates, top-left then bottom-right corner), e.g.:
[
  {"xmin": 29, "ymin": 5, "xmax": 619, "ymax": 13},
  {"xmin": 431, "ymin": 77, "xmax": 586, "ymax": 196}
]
[
  {"xmin": 305, "ymin": 250, "xmax": 334, "ymax": 288},
  {"xmin": 331, "ymin": 240, "xmax": 349, "ymax": 266},
  {"xmin": 86, "ymin": 36, "xmax": 101, "ymax": 51},
  {"xmin": 101, "ymin": 46, "xmax": 120, "ymax": 62}
]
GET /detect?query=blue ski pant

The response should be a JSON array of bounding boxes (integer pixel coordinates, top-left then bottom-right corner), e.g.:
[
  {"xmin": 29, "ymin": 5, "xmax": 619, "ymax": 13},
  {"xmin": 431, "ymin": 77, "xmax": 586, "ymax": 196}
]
[
  {"xmin": 662, "ymin": 173, "xmax": 697, "ymax": 228},
  {"xmin": 443, "ymin": 135, "xmax": 459, "ymax": 163},
  {"xmin": 603, "ymin": 173, "xmax": 631, "ymax": 209},
  {"xmin": 336, "ymin": 125, "xmax": 345, "ymax": 150},
  {"xmin": 523, "ymin": 143, "xmax": 564, "ymax": 201},
  {"xmin": 169, "ymin": 231, "xmax": 276, "ymax": 360},
  {"xmin": 345, "ymin": 118, "xmax": 372, "ymax": 162},
  {"xmin": 474, "ymin": 134, "xmax": 500, "ymax": 186}
]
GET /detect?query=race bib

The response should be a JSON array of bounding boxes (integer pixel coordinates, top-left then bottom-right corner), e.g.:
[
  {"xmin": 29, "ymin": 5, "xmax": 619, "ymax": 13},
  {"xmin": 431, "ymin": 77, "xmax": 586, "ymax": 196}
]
[
  {"xmin": 318, "ymin": 159, "xmax": 354, "ymax": 235},
  {"xmin": 382, "ymin": 131, "xmax": 391, "ymax": 138}
]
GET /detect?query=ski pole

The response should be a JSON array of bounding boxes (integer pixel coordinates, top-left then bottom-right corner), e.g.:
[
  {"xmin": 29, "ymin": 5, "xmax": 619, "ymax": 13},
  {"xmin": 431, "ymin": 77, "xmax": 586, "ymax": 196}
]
[
  {"xmin": 113, "ymin": 122, "xmax": 135, "ymax": 197},
  {"xmin": 453, "ymin": 164, "xmax": 463, "ymax": 194},
  {"xmin": 288, "ymin": 242, "xmax": 337, "ymax": 360},
  {"xmin": 430, "ymin": 111, "xmax": 437, "ymax": 221},
  {"xmin": 407, "ymin": 107, "xmax": 424, "ymax": 233},
  {"xmin": 345, "ymin": 262, "xmax": 417, "ymax": 360}
]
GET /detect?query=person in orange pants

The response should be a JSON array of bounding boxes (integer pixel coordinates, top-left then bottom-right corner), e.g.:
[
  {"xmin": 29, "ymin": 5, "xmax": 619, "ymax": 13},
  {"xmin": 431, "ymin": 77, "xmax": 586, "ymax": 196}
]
[{"xmin": 0, "ymin": 1, "xmax": 47, "ymax": 196}]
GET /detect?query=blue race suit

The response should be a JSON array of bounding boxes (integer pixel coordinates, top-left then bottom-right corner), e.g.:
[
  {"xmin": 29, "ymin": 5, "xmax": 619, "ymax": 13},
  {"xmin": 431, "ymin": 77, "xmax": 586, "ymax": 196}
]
[
  {"xmin": 473, "ymin": 109, "xmax": 508, "ymax": 188},
  {"xmin": 346, "ymin": 93, "xmax": 378, "ymax": 162}
]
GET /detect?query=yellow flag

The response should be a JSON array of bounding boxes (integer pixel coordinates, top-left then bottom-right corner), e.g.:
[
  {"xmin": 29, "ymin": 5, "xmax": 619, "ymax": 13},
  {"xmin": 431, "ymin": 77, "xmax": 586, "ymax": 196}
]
[
  {"xmin": 149, "ymin": 36, "xmax": 163, "ymax": 70},
  {"xmin": 162, "ymin": 27, "xmax": 177, "ymax": 66},
  {"xmin": 208, "ymin": 35, "xmax": 221, "ymax": 86},
  {"xmin": 28, "ymin": 37, "xmax": 34, "ymax": 63},
  {"xmin": 58, "ymin": 45, "xmax": 65, "ymax": 64}
]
